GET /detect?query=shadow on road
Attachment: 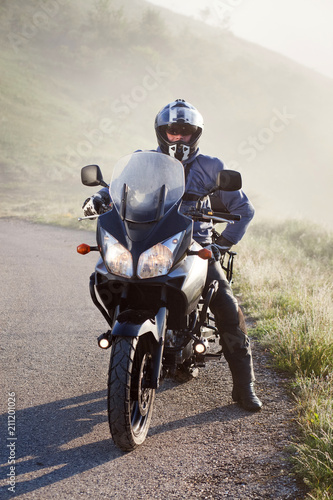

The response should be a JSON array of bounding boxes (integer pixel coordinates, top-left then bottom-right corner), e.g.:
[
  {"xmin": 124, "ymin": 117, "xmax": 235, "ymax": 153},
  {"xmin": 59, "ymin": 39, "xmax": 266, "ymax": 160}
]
[
  {"xmin": 0, "ymin": 390, "xmax": 121, "ymax": 497},
  {"xmin": 1, "ymin": 384, "xmax": 251, "ymax": 497},
  {"xmin": 150, "ymin": 402, "xmax": 250, "ymax": 437}
]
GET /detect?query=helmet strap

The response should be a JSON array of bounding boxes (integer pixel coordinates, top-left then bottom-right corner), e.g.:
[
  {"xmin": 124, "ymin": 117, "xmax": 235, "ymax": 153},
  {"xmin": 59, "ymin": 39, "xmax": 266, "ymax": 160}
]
[
  {"xmin": 168, "ymin": 144, "xmax": 190, "ymax": 162},
  {"xmin": 168, "ymin": 144, "xmax": 177, "ymax": 158},
  {"xmin": 180, "ymin": 145, "xmax": 190, "ymax": 161}
]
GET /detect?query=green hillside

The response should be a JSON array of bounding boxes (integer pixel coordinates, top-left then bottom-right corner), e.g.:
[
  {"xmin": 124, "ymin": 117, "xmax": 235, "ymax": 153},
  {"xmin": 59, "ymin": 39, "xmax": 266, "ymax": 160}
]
[{"xmin": 1, "ymin": 0, "xmax": 333, "ymax": 227}]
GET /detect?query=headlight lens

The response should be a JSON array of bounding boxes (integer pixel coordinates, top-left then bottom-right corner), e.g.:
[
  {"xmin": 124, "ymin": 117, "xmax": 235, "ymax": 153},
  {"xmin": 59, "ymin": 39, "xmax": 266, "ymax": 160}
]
[
  {"xmin": 137, "ymin": 243, "xmax": 173, "ymax": 279},
  {"xmin": 100, "ymin": 229, "xmax": 133, "ymax": 278},
  {"xmin": 137, "ymin": 231, "xmax": 184, "ymax": 279}
]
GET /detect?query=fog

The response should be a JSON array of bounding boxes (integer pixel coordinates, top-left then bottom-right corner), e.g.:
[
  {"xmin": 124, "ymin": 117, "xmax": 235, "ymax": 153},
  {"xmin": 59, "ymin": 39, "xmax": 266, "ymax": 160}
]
[
  {"xmin": 148, "ymin": 0, "xmax": 333, "ymax": 79},
  {"xmin": 1, "ymin": 0, "xmax": 332, "ymax": 229}
]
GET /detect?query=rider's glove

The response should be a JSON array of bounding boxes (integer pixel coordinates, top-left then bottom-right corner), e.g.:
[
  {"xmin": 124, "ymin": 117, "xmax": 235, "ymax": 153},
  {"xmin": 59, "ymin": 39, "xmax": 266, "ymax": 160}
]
[
  {"xmin": 205, "ymin": 244, "xmax": 222, "ymax": 264},
  {"xmin": 206, "ymin": 237, "xmax": 234, "ymax": 264},
  {"xmin": 215, "ymin": 235, "xmax": 233, "ymax": 254},
  {"xmin": 82, "ymin": 194, "xmax": 110, "ymax": 217}
]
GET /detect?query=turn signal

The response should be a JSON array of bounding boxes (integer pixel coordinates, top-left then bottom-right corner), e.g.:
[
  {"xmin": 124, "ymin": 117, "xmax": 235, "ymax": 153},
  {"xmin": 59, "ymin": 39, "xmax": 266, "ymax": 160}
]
[
  {"xmin": 77, "ymin": 243, "xmax": 91, "ymax": 255},
  {"xmin": 198, "ymin": 248, "xmax": 212, "ymax": 260}
]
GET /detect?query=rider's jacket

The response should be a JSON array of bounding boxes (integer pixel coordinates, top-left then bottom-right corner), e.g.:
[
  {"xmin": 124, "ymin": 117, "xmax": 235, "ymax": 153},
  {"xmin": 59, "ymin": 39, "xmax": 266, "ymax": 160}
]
[
  {"xmin": 98, "ymin": 148, "xmax": 255, "ymax": 246},
  {"xmin": 178, "ymin": 148, "xmax": 255, "ymax": 245}
]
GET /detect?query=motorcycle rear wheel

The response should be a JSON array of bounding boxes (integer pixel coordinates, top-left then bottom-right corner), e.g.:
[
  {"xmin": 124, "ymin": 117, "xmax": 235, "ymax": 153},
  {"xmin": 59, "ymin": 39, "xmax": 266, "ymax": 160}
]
[{"xmin": 108, "ymin": 336, "xmax": 155, "ymax": 451}]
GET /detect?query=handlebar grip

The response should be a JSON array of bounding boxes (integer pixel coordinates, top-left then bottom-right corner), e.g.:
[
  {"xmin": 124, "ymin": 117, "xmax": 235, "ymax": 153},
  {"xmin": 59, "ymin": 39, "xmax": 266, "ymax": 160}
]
[{"xmin": 214, "ymin": 212, "xmax": 241, "ymax": 221}]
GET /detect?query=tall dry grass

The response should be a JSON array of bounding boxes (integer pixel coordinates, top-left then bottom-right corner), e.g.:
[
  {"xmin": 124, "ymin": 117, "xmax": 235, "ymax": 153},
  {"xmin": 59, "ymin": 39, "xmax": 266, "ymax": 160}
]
[{"xmin": 234, "ymin": 219, "xmax": 333, "ymax": 499}]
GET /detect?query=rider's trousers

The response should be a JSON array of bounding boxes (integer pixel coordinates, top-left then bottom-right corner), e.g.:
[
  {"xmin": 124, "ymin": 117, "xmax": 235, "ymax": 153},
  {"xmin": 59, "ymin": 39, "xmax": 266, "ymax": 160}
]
[{"xmin": 205, "ymin": 260, "xmax": 255, "ymax": 385}]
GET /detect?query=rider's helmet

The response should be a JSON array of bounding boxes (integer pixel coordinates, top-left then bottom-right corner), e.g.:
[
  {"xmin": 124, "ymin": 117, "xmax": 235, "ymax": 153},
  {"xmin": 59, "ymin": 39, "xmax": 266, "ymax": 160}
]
[{"xmin": 155, "ymin": 99, "xmax": 204, "ymax": 161}]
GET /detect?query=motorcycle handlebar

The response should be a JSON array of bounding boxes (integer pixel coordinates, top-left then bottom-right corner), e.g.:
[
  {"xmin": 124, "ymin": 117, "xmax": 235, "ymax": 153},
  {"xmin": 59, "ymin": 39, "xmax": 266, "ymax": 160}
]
[{"xmin": 212, "ymin": 212, "xmax": 241, "ymax": 221}]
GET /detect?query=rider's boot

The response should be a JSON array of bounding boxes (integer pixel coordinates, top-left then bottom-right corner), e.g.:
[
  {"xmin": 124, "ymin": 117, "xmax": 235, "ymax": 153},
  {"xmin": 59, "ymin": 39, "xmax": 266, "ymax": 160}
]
[
  {"xmin": 222, "ymin": 327, "xmax": 263, "ymax": 412},
  {"xmin": 231, "ymin": 381, "xmax": 263, "ymax": 412}
]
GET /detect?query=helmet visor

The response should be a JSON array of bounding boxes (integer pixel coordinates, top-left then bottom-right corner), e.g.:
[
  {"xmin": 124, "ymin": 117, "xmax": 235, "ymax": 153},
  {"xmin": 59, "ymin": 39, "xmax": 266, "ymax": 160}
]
[{"xmin": 165, "ymin": 123, "xmax": 198, "ymax": 136}]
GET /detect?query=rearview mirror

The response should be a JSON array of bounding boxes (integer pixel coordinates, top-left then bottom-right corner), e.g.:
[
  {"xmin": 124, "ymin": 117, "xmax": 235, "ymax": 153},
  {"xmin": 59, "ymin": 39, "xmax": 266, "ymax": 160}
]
[
  {"xmin": 81, "ymin": 164, "xmax": 108, "ymax": 187},
  {"xmin": 216, "ymin": 170, "xmax": 242, "ymax": 191}
]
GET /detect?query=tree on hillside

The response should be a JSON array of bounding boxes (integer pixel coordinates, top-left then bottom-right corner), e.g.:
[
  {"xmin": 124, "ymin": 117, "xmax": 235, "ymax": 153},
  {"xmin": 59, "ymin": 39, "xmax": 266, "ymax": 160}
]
[
  {"xmin": 86, "ymin": 0, "xmax": 128, "ymax": 47},
  {"xmin": 137, "ymin": 8, "xmax": 170, "ymax": 53}
]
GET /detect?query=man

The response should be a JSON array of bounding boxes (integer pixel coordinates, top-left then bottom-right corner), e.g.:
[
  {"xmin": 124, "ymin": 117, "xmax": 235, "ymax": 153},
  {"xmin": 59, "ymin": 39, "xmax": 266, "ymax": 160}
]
[{"xmin": 83, "ymin": 99, "xmax": 262, "ymax": 411}]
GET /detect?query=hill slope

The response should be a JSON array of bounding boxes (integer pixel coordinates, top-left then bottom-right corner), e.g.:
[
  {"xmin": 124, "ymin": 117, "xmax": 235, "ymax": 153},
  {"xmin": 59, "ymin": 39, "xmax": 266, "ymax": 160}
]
[{"xmin": 1, "ymin": 0, "xmax": 332, "ymax": 227}]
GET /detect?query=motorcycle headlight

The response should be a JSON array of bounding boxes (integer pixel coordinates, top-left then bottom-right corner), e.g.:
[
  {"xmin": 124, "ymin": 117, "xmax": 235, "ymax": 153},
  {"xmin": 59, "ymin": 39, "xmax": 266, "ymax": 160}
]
[
  {"xmin": 100, "ymin": 229, "xmax": 133, "ymax": 278},
  {"xmin": 137, "ymin": 232, "xmax": 185, "ymax": 279}
]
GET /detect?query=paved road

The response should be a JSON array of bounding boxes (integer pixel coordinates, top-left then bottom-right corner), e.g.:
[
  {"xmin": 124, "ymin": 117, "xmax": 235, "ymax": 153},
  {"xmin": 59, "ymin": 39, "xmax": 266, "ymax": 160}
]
[{"xmin": 0, "ymin": 219, "xmax": 306, "ymax": 499}]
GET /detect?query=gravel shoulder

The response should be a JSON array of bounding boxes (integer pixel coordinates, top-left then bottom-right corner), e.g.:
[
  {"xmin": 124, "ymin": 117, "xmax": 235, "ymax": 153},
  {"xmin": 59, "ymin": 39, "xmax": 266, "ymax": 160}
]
[{"xmin": 0, "ymin": 219, "xmax": 308, "ymax": 499}]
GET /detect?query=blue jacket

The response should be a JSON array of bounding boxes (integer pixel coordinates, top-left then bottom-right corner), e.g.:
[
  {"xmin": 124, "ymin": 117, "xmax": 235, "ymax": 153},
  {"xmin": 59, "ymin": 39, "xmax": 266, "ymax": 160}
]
[
  {"xmin": 98, "ymin": 148, "xmax": 254, "ymax": 246},
  {"xmin": 178, "ymin": 148, "xmax": 254, "ymax": 245}
]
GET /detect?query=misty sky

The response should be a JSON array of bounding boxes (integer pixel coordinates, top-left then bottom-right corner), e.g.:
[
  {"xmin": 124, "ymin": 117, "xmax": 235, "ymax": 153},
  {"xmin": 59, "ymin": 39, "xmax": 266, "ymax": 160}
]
[{"xmin": 147, "ymin": 0, "xmax": 333, "ymax": 79}]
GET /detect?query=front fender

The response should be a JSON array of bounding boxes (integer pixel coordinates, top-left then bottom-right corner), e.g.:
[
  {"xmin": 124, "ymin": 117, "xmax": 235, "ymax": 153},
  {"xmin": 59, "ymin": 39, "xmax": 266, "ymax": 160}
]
[
  {"xmin": 111, "ymin": 307, "xmax": 167, "ymax": 388},
  {"xmin": 111, "ymin": 307, "xmax": 167, "ymax": 343}
]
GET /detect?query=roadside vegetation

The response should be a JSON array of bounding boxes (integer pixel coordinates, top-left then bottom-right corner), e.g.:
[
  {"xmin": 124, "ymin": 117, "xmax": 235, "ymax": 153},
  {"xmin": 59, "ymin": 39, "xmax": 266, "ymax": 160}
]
[{"xmin": 235, "ymin": 219, "xmax": 333, "ymax": 499}]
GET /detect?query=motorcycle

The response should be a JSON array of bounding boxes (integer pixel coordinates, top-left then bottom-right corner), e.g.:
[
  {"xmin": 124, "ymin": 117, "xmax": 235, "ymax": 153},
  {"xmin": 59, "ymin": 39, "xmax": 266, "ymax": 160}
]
[{"xmin": 77, "ymin": 151, "xmax": 241, "ymax": 452}]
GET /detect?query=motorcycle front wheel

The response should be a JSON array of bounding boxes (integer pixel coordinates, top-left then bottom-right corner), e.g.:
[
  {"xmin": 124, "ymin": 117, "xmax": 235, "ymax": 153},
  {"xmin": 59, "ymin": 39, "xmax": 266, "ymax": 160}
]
[{"xmin": 108, "ymin": 336, "xmax": 155, "ymax": 451}]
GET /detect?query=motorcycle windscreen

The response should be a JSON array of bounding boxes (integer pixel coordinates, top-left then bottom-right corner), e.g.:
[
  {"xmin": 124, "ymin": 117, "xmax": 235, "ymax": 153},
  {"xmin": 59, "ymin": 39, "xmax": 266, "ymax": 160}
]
[{"xmin": 110, "ymin": 151, "xmax": 184, "ymax": 223}]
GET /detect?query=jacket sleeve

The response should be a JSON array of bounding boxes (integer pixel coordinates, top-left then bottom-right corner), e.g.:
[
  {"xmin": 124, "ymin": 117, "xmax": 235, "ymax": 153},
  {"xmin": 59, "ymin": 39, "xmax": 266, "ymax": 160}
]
[{"xmin": 218, "ymin": 189, "xmax": 255, "ymax": 245}]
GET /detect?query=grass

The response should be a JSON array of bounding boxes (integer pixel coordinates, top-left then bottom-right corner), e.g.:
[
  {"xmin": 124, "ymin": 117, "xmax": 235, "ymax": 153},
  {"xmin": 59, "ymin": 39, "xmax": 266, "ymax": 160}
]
[
  {"xmin": 292, "ymin": 375, "xmax": 333, "ymax": 499},
  {"xmin": 235, "ymin": 219, "xmax": 333, "ymax": 499},
  {"xmin": 0, "ymin": 178, "xmax": 86, "ymax": 228}
]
